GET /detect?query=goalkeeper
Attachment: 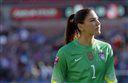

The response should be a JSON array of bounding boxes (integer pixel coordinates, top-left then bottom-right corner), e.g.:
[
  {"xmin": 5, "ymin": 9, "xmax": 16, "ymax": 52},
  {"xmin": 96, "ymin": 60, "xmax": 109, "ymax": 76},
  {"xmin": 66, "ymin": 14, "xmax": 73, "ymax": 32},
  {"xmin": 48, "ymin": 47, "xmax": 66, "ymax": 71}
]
[{"xmin": 51, "ymin": 8, "xmax": 117, "ymax": 83}]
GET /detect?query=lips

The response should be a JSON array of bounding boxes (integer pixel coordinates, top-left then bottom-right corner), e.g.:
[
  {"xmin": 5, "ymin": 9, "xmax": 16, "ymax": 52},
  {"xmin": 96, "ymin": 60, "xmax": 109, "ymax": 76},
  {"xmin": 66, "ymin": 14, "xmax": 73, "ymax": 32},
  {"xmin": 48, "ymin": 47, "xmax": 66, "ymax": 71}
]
[{"xmin": 95, "ymin": 27, "xmax": 100, "ymax": 30}]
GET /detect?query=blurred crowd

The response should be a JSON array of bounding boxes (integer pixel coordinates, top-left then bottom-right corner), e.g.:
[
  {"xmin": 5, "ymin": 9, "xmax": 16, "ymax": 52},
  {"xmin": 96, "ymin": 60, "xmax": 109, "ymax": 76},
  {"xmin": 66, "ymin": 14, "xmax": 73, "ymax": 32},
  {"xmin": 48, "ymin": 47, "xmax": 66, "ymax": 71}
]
[
  {"xmin": 0, "ymin": 24, "xmax": 59, "ymax": 83},
  {"xmin": 0, "ymin": 19, "xmax": 128, "ymax": 83}
]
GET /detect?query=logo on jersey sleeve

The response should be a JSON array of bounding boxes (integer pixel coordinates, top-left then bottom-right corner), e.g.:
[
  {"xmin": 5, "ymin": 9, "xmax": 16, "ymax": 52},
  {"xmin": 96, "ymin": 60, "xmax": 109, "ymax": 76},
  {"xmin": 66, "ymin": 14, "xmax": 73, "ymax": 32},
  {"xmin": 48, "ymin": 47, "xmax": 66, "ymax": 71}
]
[
  {"xmin": 54, "ymin": 56, "xmax": 59, "ymax": 65},
  {"xmin": 99, "ymin": 51, "xmax": 105, "ymax": 60}
]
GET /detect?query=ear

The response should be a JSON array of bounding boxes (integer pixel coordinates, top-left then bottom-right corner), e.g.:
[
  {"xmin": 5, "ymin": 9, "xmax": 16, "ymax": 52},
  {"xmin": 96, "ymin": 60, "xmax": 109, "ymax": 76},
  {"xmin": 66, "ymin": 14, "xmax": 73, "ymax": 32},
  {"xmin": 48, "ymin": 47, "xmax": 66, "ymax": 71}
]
[{"xmin": 77, "ymin": 23, "xmax": 84, "ymax": 32}]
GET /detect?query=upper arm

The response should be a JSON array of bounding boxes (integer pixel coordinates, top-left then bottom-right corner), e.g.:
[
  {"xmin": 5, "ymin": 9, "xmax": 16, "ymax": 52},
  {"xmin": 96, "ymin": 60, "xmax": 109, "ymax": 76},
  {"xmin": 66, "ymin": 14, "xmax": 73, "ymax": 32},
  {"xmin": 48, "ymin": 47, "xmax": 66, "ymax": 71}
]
[
  {"xmin": 105, "ymin": 44, "xmax": 117, "ymax": 83},
  {"xmin": 51, "ymin": 49, "xmax": 67, "ymax": 83}
]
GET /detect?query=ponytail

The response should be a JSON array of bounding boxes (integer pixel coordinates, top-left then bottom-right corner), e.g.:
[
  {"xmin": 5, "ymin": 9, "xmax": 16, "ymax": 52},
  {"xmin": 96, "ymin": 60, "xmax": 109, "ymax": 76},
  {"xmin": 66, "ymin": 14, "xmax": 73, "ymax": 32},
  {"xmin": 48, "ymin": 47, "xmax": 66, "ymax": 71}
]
[{"xmin": 65, "ymin": 14, "xmax": 79, "ymax": 44}]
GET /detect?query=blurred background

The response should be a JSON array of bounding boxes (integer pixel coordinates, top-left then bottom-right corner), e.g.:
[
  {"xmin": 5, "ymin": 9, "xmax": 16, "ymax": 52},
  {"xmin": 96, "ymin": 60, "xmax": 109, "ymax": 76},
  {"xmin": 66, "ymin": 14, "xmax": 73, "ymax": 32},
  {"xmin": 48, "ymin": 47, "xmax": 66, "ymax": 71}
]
[{"xmin": 0, "ymin": 0, "xmax": 128, "ymax": 83}]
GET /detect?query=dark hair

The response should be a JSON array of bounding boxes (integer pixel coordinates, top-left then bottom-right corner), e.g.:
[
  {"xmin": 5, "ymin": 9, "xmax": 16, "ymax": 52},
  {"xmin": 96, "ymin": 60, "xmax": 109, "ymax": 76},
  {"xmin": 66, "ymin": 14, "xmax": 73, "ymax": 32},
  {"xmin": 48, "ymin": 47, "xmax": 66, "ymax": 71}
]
[{"xmin": 65, "ymin": 8, "xmax": 92, "ymax": 44}]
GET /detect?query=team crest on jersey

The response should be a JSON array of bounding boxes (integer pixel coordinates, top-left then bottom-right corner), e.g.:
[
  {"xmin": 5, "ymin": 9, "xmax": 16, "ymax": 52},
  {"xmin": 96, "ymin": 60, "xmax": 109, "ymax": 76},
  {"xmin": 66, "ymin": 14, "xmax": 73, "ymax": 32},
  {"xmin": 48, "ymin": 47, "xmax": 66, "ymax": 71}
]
[
  {"xmin": 99, "ymin": 51, "xmax": 105, "ymax": 60},
  {"xmin": 54, "ymin": 56, "xmax": 59, "ymax": 65},
  {"xmin": 87, "ymin": 52, "xmax": 93, "ymax": 60}
]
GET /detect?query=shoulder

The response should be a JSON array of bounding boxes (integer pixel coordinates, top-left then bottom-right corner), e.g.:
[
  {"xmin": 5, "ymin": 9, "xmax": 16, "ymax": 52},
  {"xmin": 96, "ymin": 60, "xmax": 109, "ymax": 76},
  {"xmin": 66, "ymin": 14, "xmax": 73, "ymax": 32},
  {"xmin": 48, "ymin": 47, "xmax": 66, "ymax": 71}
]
[
  {"xmin": 58, "ymin": 41, "xmax": 74, "ymax": 54},
  {"xmin": 95, "ymin": 39, "xmax": 112, "ymax": 49},
  {"xmin": 95, "ymin": 39, "xmax": 113, "ymax": 58},
  {"xmin": 57, "ymin": 40, "xmax": 75, "ymax": 57}
]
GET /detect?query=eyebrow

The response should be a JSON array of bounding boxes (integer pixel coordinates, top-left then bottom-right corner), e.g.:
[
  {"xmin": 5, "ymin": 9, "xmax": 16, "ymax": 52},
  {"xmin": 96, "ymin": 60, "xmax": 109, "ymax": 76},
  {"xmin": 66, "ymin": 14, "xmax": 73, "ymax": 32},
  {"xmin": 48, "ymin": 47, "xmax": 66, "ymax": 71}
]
[{"xmin": 88, "ymin": 17, "xmax": 98, "ymax": 20}]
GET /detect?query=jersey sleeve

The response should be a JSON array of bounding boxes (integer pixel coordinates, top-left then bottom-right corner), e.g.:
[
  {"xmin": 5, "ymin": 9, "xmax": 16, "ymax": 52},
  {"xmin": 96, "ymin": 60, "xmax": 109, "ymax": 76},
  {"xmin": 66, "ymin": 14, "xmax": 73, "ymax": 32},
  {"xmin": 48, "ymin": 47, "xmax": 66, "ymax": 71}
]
[
  {"xmin": 105, "ymin": 44, "xmax": 118, "ymax": 83},
  {"xmin": 51, "ymin": 48, "xmax": 67, "ymax": 83}
]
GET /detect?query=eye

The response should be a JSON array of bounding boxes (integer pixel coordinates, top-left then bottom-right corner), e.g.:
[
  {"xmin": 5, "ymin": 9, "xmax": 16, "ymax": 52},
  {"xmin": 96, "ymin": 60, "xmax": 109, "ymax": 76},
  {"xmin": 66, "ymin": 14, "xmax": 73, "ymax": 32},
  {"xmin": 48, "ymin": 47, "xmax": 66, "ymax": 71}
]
[
  {"xmin": 90, "ymin": 19, "xmax": 96, "ymax": 22},
  {"xmin": 90, "ymin": 19, "xmax": 95, "ymax": 22}
]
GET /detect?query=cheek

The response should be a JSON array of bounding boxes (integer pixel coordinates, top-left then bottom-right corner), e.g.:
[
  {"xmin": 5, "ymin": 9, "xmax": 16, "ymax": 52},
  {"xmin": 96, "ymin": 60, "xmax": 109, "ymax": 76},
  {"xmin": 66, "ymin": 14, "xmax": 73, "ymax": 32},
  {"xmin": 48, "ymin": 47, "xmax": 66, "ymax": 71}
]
[
  {"xmin": 92, "ymin": 22, "xmax": 96, "ymax": 26},
  {"xmin": 83, "ymin": 23, "xmax": 95, "ymax": 32},
  {"xmin": 86, "ymin": 23, "xmax": 95, "ymax": 31}
]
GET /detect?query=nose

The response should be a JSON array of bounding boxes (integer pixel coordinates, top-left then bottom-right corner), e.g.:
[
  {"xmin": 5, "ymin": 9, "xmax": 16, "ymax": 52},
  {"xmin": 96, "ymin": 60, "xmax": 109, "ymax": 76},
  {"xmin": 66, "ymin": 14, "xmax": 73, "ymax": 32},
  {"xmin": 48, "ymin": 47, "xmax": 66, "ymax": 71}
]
[{"xmin": 96, "ymin": 20, "xmax": 101, "ymax": 26}]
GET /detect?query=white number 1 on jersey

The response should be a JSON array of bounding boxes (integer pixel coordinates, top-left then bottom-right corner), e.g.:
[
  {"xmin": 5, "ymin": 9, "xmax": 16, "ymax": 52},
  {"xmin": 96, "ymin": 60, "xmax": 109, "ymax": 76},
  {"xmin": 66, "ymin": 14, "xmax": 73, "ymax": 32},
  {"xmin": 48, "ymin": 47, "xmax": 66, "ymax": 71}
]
[{"xmin": 91, "ymin": 65, "xmax": 96, "ymax": 79}]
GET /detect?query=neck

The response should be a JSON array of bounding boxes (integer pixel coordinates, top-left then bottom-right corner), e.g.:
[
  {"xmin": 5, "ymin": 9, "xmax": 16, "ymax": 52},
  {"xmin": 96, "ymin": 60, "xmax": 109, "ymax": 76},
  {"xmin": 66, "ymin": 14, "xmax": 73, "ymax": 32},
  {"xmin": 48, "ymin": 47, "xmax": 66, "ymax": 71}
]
[{"xmin": 78, "ymin": 34, "xmax": 95, "ymax": 46}]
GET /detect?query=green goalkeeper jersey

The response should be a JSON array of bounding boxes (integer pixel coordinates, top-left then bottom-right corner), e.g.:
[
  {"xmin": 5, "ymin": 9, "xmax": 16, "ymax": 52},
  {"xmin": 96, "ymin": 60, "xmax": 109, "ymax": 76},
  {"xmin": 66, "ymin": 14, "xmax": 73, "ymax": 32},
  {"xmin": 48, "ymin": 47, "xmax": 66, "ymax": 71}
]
[{"xmin": 51, "ymin": 39, "xmax": 117, "ymax": 83}]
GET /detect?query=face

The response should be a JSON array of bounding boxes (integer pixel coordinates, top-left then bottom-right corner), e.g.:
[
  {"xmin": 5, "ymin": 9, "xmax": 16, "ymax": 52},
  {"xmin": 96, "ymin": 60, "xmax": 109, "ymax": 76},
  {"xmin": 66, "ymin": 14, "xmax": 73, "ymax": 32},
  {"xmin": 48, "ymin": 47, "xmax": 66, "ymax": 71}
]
[{"xmin": 79, "ymin": 10, "xmax": 101, "ymax": 35}]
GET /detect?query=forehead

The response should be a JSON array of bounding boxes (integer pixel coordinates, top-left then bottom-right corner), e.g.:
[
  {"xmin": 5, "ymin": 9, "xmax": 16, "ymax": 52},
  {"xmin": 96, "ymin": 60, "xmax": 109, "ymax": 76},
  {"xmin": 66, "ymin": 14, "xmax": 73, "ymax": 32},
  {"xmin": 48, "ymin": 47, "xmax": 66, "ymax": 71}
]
[{"xmin": 86, "ymin": 10, "xmax": 98, "ymax": 20}]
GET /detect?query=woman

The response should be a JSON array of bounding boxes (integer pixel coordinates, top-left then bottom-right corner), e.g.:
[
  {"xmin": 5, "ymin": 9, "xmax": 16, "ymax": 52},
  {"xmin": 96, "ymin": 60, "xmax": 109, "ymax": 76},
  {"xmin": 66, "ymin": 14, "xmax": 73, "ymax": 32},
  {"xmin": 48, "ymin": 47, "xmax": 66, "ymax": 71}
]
[{"xmin": 51, "ymin": 8, "xmax": 117, "ymax": 83}]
